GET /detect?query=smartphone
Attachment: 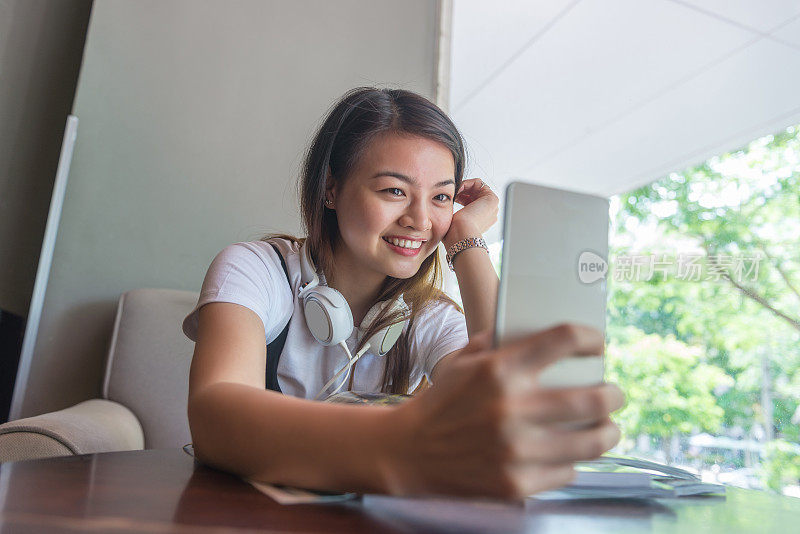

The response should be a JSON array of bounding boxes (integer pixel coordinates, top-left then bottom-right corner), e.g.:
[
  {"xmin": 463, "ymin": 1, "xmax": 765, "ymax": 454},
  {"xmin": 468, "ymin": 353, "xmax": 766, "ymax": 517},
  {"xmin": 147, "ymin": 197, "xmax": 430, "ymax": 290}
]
[{"xmin": 494, "ymin": 181, "xmax": 608, "ymax": 389}]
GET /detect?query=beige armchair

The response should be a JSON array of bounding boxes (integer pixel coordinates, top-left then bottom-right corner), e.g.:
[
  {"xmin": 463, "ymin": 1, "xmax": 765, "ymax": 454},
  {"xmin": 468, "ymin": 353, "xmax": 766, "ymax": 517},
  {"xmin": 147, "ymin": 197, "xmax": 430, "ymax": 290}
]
[{"xmin": 0, "ymin": 288, "xmax": 199, "ymax": 463}]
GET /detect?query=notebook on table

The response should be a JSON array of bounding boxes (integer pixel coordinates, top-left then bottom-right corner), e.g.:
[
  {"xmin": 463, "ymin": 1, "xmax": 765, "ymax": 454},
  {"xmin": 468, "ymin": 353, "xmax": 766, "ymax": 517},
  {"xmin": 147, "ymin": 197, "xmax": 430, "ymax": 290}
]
[{"xmin": 532, "ymin": 455, "xmax": 726, "ymax": 500}]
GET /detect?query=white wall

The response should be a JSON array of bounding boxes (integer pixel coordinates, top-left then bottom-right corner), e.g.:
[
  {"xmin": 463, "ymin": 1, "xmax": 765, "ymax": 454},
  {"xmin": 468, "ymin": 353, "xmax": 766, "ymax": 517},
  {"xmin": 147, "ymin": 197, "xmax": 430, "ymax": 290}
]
[{"xmin": 13, "ymin": 0, "xmax": 441, "ymax": 418}]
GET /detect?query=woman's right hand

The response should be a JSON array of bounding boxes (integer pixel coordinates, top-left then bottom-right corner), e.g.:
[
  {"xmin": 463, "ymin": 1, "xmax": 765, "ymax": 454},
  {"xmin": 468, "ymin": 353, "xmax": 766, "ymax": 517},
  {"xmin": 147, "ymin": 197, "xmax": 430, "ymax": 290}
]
[{"xmin": 383, "ymin": 323, "xmax": 625, "ymax": 499}]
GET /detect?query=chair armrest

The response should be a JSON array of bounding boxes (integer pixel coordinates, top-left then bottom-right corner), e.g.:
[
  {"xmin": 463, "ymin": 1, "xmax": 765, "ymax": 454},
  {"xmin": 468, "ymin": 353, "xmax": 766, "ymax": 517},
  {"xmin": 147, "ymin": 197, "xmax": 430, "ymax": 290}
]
[{"xmin": 0, "ymin": 399, "xmax": 145, "ymax": 463}]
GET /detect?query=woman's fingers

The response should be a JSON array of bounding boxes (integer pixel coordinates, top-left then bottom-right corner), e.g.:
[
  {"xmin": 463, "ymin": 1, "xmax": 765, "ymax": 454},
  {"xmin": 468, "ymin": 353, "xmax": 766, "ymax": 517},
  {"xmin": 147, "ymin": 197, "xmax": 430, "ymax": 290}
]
[
  {"xmin": 450, "ymin": 178, "xmax": 499, "ymax": 238},
  {"xmin": 455, "ymin": 178, "xmax": 494, "ymax": 205},
  {"xmin": 508, "ymin": 419, "xmax": 621, "ymax": 465},
  {"xmin": 504, "ymin": 462, "xmax": 576, "ymax": 498},
  {"xmin": 457, "ymin": 178, "xmax": 484, "ymax": 194},
  {"xmin": 517, "ymin": 383, "xmax": 625, "ymax": 425},
  {"xmin": 499, "ymin": 323, "xmax": 605, "ymax": 375}
]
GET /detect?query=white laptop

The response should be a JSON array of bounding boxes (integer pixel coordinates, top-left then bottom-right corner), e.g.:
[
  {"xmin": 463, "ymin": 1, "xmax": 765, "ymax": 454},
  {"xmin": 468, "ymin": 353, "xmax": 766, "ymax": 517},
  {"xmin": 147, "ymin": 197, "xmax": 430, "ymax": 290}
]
[{"xmin": 493, "ymin": 181, "xmax": 609, "ymax": 388}]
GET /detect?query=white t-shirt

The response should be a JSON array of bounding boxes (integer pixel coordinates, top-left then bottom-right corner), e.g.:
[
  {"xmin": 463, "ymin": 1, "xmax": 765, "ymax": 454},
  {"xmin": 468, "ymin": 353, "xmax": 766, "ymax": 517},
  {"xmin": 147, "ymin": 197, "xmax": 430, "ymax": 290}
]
[{"xmin": 182, "ymin": 238, "xmax": 469, "ymax": 398}]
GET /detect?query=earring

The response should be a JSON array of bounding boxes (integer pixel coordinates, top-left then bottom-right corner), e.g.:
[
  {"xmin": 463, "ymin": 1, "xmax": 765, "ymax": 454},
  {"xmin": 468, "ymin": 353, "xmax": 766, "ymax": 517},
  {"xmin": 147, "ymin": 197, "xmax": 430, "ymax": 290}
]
[{"xmin": 325, "ymin": 199, "xmax": 333, "ymax": 208}]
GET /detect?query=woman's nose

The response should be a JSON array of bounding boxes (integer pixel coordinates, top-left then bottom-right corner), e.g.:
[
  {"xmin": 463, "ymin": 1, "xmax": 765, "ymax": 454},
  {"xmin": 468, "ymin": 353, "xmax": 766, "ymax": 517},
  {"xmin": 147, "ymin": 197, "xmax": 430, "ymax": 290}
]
[{"xmin": 399, "ymin": 200, "xmax": 432, "ymax": 231}]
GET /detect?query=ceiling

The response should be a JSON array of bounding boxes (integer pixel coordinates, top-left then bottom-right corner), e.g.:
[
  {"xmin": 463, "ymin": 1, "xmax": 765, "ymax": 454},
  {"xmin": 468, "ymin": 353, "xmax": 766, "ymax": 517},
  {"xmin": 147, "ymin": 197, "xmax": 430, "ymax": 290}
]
[{"xmin": 449, "ymin": 0, "xmax": 800, "ymax": 242}]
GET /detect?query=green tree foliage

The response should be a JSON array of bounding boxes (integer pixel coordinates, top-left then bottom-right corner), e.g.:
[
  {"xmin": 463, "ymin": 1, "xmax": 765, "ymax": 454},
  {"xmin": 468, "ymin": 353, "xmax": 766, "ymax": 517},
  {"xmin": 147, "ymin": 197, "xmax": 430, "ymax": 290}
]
[
  {"xmin": 606, "ymin": 124, "xmax": 800, "ymax": 488},
  {"xmin": 614, "ymin": 127, "xmax": 799, "ymax": 334},
  {"xmin": 606, "ymin": 327, "xmax": 731, "ymax": 439},
  {"xmin": 763, "ymin": 440, "xmax": 800, "ymax": 492}
]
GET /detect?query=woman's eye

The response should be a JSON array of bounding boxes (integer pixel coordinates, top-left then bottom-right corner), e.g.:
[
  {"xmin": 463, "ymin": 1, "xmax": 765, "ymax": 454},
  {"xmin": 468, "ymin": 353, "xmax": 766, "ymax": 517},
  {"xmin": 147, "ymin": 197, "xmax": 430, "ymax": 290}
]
[{"xmin": 383, "ymin": 188, "xmax": 451, "ymax": 202}]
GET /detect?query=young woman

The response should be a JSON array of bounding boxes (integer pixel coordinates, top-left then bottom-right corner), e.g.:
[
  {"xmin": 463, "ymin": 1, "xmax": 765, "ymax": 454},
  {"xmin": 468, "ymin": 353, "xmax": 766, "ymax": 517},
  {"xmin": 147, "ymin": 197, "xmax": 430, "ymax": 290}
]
[{"xmin": 183, "ymin": 87, "xmax": 624, "ymax": 499}]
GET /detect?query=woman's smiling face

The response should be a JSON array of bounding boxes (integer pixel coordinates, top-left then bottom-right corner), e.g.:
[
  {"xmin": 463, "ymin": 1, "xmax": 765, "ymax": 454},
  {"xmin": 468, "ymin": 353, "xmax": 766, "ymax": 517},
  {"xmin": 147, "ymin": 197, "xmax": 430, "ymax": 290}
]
[{"xmin": 327, "ymin": 132, "xmax": 457, "ymax": 282}]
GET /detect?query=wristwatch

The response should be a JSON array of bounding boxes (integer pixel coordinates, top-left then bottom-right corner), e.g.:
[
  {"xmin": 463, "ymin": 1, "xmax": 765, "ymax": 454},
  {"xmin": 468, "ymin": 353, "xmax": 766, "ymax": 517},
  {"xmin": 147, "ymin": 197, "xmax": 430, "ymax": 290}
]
[{"xmin": 446, "ymin": 236, "xmax": 488, "ymax": 271}]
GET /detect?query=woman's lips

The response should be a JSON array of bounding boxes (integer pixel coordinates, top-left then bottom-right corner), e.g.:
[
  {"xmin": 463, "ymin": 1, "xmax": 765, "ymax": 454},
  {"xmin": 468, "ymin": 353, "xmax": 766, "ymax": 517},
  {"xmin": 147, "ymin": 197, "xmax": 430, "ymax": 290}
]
[{"xmin": 382, "ymin": 237, "xmax": 422, "ymax": 257}]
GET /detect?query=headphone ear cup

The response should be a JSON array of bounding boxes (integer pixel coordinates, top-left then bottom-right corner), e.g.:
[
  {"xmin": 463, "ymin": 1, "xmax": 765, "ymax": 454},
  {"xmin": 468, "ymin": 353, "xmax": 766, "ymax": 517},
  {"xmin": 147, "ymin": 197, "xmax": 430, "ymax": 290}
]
[
  {"xmin": 356, "ymin": 297, "xmax": 410, "ymax": 357},
  {"xmin": 362, "ymin": 320, "xmax": 405, "ymax": 356},
  {"xmin": 302, "ymin": 286, "xmax": 354, "ymax": 346}
]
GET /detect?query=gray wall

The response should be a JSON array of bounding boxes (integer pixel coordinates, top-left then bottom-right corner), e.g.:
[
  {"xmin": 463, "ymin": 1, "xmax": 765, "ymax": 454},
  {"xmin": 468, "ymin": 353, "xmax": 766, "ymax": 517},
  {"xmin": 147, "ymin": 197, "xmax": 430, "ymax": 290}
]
[
  {"xmin": 14, "ymin": 0, "xmax": 440, "ymax": 418},
  {"xmin": 0, "ymin": 0, "xmax": 92, "ymax": 317}
]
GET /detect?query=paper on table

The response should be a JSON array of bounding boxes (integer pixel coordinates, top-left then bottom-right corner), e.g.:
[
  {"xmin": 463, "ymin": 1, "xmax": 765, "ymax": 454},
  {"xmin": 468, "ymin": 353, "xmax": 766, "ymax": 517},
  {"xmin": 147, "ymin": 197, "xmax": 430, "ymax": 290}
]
[
  {"xmin": 530, "ymin": 455, "xmax": 726, "ymax": 500},
  {"xmin": 246, "ymin": 479, "xmax": 359, "ymax": 505}
]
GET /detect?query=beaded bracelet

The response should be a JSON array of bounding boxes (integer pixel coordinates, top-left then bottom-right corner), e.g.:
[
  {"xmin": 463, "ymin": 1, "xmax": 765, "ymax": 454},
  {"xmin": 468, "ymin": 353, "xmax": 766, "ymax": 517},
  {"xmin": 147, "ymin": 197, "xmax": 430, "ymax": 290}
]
[{"xmin": 446, "ymin": 236, "xmax": 488, "ymax": 271}]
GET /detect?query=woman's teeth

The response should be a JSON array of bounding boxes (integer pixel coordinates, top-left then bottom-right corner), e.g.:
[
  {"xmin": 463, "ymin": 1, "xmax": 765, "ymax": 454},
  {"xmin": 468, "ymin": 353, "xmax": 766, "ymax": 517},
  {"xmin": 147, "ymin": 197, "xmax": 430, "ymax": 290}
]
[{"xmin": 383, "ymin": 237, "xmax": 423, "ymax": 249}]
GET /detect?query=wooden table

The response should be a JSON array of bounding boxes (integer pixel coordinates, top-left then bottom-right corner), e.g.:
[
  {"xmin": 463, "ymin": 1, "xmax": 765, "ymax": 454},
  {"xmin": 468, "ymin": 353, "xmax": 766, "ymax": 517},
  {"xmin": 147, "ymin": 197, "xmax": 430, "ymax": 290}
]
[{"xmin": 0, "ymin": 448, "xmax": 798, "ymax": 532}]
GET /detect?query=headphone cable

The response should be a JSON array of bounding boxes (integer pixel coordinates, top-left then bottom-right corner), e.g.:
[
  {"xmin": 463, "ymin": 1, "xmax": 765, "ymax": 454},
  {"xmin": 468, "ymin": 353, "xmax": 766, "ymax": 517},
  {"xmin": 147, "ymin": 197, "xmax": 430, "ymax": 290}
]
[{"xmin": 313, "ymin": 342, "xmax": 370, "ymax": 401}]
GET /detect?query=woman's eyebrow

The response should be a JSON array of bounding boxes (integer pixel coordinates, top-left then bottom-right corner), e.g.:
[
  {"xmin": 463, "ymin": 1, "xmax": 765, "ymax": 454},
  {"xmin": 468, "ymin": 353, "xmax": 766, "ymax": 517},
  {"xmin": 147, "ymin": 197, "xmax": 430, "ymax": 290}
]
[{"xmin": 371, "ymin": 171, "xmax": 455, "ymax": 188}]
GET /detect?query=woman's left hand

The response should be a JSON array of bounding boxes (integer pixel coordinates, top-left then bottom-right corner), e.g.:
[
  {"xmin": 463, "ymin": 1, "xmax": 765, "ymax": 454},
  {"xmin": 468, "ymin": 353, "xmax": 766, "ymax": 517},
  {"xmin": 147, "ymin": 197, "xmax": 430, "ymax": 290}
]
[{"xmin": 443, "ymin": 178, "xmax": 499, "ymax": 248}]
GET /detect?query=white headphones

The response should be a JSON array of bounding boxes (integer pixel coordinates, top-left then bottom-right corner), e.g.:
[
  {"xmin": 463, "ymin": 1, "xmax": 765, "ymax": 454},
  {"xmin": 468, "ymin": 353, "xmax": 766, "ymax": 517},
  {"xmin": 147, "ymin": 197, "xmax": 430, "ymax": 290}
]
[{"xmin": 298, "ymin": 241, "xmax": 409, "ymax": 399}]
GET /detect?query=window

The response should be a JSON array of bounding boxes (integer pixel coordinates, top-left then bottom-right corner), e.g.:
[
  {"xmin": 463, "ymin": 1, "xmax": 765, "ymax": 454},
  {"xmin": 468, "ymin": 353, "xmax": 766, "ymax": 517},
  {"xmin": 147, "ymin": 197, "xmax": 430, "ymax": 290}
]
[{"xmin": 606, "ymin": 125, "xmax": 800, "ymax": 496}]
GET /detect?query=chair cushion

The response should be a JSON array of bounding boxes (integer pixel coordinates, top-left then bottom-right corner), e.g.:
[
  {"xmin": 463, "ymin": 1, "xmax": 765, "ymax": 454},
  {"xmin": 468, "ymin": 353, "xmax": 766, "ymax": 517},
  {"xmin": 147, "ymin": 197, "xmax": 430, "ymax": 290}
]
[
  {"xmin": 0, "ymin": 432, "xmax": 74, "ymax": 463},
  {"xmin": 102, "ymin": 288, "xmax": 198, "ymax": 449},
  {"xmin": 0, "ymin": 399, "xmax": 143, "ymax": 462}
]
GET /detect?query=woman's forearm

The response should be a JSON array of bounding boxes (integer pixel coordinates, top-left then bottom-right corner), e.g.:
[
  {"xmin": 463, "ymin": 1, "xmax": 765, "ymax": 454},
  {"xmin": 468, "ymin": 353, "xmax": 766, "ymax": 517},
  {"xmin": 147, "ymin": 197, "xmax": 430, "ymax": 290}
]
[
  {"xmin": 188, "ymin": 382, "xmax": 404, "ymax": 494},
  {"xmin": 443, "ymin": 225, "xmax": 499, "ymax": 338}
]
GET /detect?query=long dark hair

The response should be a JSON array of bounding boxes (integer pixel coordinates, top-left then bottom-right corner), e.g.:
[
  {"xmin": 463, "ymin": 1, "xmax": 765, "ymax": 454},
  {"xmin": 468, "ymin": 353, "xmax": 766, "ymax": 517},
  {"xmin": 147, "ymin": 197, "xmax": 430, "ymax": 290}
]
[{"xmin": 264, "ymin": 87, "xmax": 466, "ymax": 394}]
